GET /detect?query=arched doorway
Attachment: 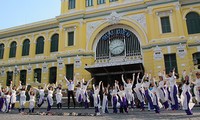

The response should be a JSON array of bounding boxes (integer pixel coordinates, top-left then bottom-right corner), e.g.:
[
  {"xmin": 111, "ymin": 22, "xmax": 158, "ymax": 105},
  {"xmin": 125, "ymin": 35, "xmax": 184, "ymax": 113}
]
[{"xmin": 85, "ymin": 25, "xmax": 144, "ymax": 85}]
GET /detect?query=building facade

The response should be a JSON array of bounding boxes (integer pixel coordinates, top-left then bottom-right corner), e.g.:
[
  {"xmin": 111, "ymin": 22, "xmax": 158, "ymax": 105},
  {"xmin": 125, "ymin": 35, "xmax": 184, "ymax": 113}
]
[{"xmin": 0, "ymin": 0, "xmax": 200, "ymax": 87}]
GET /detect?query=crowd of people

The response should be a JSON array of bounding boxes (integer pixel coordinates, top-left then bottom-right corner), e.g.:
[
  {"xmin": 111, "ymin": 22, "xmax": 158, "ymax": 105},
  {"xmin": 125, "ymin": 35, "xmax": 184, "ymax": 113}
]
[{"xmin": 0, "ymin": 69, "xmax": 200, "ymax": 116}]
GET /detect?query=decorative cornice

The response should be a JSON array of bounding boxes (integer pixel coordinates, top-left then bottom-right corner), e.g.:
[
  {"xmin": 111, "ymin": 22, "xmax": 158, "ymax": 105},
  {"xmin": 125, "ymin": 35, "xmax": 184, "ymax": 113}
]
[
  {"xmin": 0, "ymin": 51, "xmax": 94, "ymax": 68},
  {"xmin": 156, "ymin": 9, "xmax": 173, "ymax": 17},
  {"xmin": 180, "ymin": 0, "xmax": 200, "ymax": 6},
  {"xmin": 0, "ymin": 0, "xmax": 181, "ymax": 40},
  {"xmin": 142, "ymin": 40, "xmax": 187, "ymax": 50},
  {"xmin": 0, "ymin": 18, "xmax": 59, "ymax": 39}
]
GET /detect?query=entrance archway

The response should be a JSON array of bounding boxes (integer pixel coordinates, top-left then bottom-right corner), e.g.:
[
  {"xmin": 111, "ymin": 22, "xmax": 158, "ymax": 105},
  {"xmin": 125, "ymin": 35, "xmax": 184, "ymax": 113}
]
[{"xmin": 85, "ymin": 24, "xmax": 144, "ymax": 85}]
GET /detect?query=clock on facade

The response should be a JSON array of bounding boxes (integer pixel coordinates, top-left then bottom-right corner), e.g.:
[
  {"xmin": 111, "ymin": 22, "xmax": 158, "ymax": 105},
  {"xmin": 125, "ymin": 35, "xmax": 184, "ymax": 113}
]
[{"xmin": 109, "ymin": 39, "xmax": 125, "ymax": 55}]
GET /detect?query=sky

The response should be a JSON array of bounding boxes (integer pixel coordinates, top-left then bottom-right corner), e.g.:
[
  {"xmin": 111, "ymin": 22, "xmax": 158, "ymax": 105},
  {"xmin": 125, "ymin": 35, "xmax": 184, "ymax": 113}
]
[{"xmin": 0, "ymin": 0, "xmax": 60, "ymax": 30}]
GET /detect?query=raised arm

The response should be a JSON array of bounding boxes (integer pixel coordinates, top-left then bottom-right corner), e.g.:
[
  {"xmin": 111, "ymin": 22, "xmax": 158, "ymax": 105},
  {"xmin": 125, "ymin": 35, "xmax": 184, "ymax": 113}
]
[
  {"xmin": 93, "ymin": 84, "xmax": 95, "ymax": 91},
  {"xmin": 190, "ymin": 70, "xmax": 197, "ymax": 84},
  {"xmin": 152, "ymin": 77, "xmax": 157, "ymax": 87},
  {"xmin": 46, "ymin": 84, "xmax": 50, "ymax": 90},
  {"xmin": 53, "ymin": 83, "xmax": 56, "ymax": 89},
  {"xmin": 33, "ymin": 87, "xmax": 39, "ymax": 91},
  {"xmin": 73, "ymin": 75, "xmax": 76, "ymax": 84},
  {"xmin": 107, "ymin": 84, "xmax": 110, "ymax": 93},
  {"xmin": 98, "ymin": 81, "xmax": 102, "ymax": 90},
  {"xmin": 163, "ymin": 70, "xmax": 170, "ymax": 80},
  {"xmin": 19, "ymin": 81, "xmax": 22, "ymax": 89},
  {"xmin": 55, "ymin": 82, "xmax": 58, "ymax": 88},
  {"xmin": 5, "ymin": 86, "xmax": 9, "ymax": 92},
  {"xmin": 141, "ymin": 74, "xmax": 145, "ymax": 83},
  {"xmin": 10, "ymin": 81, "xmax": 13, "ymax": 90},
  {"xmin": 82, "ymin": 78, "xmax": 85, "ymax": 83},
  {"xmin": 137, "ymin": 73, "xmax": 140, "ymax": 83},
  {"xmin": 132, "ymin": 73, "xmax": 135, "ymax": 84},
  {"xmin": 148, "ymin": 74, "xmax": 151, "ymax": 83},
  {"xmin": 102, "ymin": 83, "xmax": 105, "ymax": 92},
  {"xmin": 64, "ymin": 76, "xmax": 69, "ymax": 84},
  {"xmin": 115, "ymin": 81, "xmax": 119, "ymax": 91},
  {"xmin": 43, "ymin": 83, "xmax": 47, "ymax": 90},
  {"xmin": 16, "ymin": 84, "xmax": 21, "ymax": 91},
  {"xmin": 76, "ymin": 80, "xmax": 79, "ymax": 85},
  {"xmin": 172, "ymin": 68, "xmax": 175, "ymax": 78},
  {"xmin": 121, "ymin": 74, "xmax": 127, "ymax": 85},
  {"xmin": 86, "ymin": 78, "xmax": 93, "ymax": 87},
  {"xmin": 28, "ymin": 90, "xmax": 31, "ymax": 96},
  {"xmin": 80, "ymin": 79, "xmax": 83, "ymax": 88},
  {"xmin": 189, "ymin": 74, "xmax": 192, "ymax": 84},
  {"xmin": 25, "ymin": 83, "xmax": 29, "ymax": 90},
  {"xmin": 182, "ymin": 70, "xmax": 186, "ymax": 80}
]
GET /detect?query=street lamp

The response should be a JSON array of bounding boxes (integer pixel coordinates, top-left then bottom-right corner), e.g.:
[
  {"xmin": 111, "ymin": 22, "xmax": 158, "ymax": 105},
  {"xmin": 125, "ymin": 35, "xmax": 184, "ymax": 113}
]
[{"xmin": 14, "ymin": 65, "xmax": 20, "ymax": 85}]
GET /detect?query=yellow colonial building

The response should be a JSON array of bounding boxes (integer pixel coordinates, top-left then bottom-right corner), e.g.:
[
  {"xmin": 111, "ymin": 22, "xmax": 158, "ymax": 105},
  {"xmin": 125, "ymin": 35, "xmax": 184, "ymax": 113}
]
[{"xmin": 0, "ymin": 0, "xmax": 200, "ymax": 87}]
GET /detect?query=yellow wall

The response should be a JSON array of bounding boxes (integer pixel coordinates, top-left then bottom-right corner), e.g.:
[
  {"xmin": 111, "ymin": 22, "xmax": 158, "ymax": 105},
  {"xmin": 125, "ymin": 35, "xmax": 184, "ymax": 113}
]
[{"xmin": 0, "ymin": 0, "xmax": 200, "ymax": 87}]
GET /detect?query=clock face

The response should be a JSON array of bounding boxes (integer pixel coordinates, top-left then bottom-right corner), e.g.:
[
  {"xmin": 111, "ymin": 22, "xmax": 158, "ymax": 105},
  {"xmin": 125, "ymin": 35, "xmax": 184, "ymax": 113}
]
[{"xmin": 109, "ymin": 39, "xmax": 125, "ymax": 55}]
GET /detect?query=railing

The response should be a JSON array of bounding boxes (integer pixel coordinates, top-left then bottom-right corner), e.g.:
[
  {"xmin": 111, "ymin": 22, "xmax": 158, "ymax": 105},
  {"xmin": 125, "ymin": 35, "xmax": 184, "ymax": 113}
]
[{"xmin": 95, "ymin": 52, "xmax": 142, "ymax": 64}]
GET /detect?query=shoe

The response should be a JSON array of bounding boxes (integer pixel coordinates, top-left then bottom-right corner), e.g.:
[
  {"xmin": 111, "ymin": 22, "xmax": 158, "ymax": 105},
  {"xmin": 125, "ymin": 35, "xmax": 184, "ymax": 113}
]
[
  {"xmin": 18, "ymin": 109, "xmax": 21, "ymax": 113},
  {"xmin": 187, "ymin": 113, "xmax": 193, "ymax": 115},
  {"xmin": 140, "ymin": 109, "xmax": 144, "ymax": 111},
  {"xmin": 96, "ymin": 112, "xmax": 101, "ymax": 116}
]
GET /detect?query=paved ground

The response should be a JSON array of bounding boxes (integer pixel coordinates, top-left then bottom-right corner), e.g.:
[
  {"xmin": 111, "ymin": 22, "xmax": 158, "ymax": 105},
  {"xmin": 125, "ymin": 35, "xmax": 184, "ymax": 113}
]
[{"xmin": 1, "ymin": 107, "xmax": 200, "ymax": 120}]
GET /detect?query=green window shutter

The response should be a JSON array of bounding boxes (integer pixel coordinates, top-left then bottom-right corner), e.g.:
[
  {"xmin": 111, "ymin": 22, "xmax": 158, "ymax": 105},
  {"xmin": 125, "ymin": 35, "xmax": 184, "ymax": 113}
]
[
  {"xmin": 69, "ymin": 0, "xmax": 76, "ymax": 9},
  {"xmin": 164, "ymin": 54, "xmax": 178, "ymax": 74},
  {"xmin": 22, "ymin": 39, "xmax": 30, "ymax": 56},
  {"xmin": 49, "ymin": 67, "xmax": 57, "ymax": 84},
  {"xmin": 186, "ymin": 12, "xmax": 200, "ymax": 34},
  {"xmin": 161, "ymin": 16, "xmax": 171, "ymax": 33},
  {"xmin": 109, "ymin": 0, "xmax": 118, "ymax": 2},
  {"xmin": 0, "ymin": 44, "xmax": 4, "ymax": 59},
  {"xmin": 20, "ymin": 70, "xmax": 27, "ymax": 85},
  {"xmin": 66, "ymin": 64, "xmax": 74, "ymax": 80},
  {"xmin": 50, "ymin": 34, "xmax": 59, "ymax": 52},
  {"xmin": 36, "ymin": 37, "xmax": 44, "ymax": 54},
  {"xmin": 34, "ymin": 69, "xmax": 42, "ymax": 83},
  {"xmin": 86, "ymin": 0, "xmax": 93, "ymax": 7},
  {"xmin": 97, "ymin": 0, "xmax": 105, "ymax": 4},
  {"xmin": 6, "ymin": 72, "xmax": 13, "ymax": 86},
  {"xmin": 9, "ymin": 42, "xmax": 17, "ymax": 58},
  {"xmin": 68, "ymin": 31, "xmax": 74, "ymax": 46}
]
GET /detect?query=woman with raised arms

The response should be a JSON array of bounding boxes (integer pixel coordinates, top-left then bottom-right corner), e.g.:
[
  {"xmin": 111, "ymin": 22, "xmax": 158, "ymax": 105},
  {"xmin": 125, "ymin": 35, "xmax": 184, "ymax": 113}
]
[{"xmin": 121, "ymin": 74, "xmax": 135, "ymax": 109}]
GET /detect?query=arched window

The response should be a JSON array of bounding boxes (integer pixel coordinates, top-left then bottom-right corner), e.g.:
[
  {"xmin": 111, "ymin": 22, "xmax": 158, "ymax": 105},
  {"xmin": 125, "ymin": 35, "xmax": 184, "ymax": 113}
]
[
  {"xmin": 22, "ymin": 39, "xmax": 30, "ymax": 56},
  {"xmin": 50, "ymin": 34, "xmax": 59, "ymax": 52},
  {"xmin": 0, "ymin": 43, "xmax": 4, "ymax": 59},
  {"xmin": 9, "ymin": 41, "xmax": 17, "ymax": 58},
  {"xmin": 96, "ymin": 28, "xmax": 141, "ymax": 60},
  {"xmin": 35, "ymin": 36, "xmax": 44, "ymax": 54},
  {"xmin": 186, "ymin": 12, "xmax": 200, "ymax": 34}
]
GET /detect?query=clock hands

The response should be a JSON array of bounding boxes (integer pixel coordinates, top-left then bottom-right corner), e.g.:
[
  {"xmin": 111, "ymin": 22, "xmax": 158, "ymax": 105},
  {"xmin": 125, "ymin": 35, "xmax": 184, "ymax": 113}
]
[
  {"xmin": 109, "ymin": 39, "xmax": 125, "ymax": 55},
  {"xmin": 110, "ymin": 45, "xmax": 124, "ymax": 51}
]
